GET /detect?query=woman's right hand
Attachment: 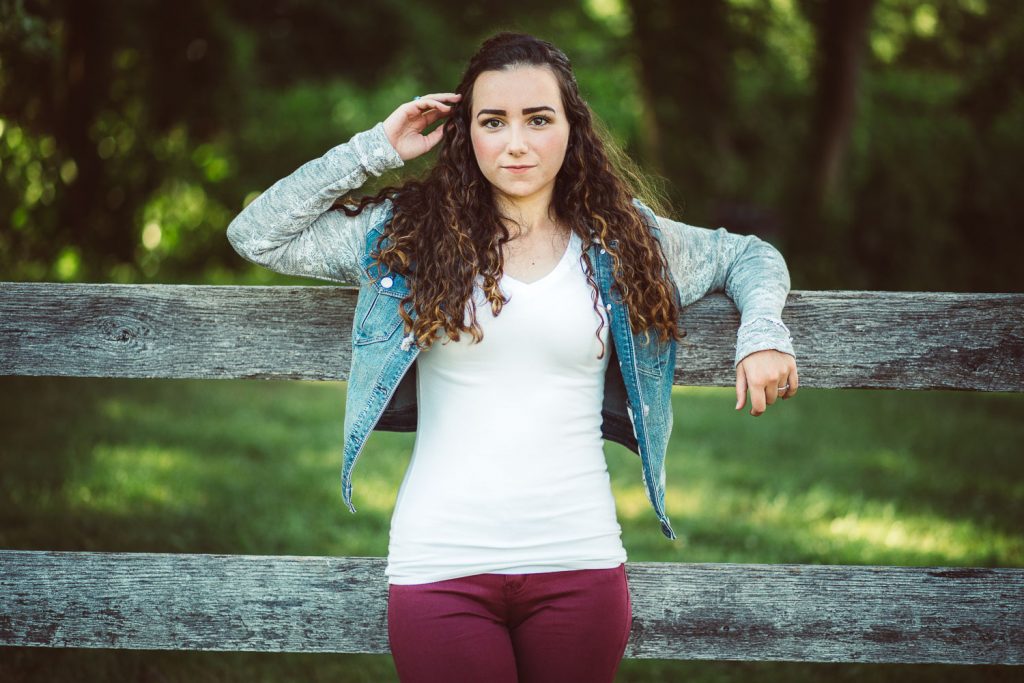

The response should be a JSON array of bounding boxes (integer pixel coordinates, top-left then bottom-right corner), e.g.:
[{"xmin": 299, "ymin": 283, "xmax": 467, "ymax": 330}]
[{"xmin": 382, "ymin": 92, "xmax": 462, "ymax": 162}]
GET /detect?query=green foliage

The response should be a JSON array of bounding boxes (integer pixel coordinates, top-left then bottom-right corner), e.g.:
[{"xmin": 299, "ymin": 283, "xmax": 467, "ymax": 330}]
[{"xmin": 0, "ymin": 0, "xmax": 1020, "ymax": 286}]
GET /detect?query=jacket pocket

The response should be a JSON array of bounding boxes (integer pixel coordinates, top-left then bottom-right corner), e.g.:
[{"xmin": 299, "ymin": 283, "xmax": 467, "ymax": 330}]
[
  {"xmin": 634, "ymin": 330, "xmax": 670, "ymax": 380},
  {"xmin": 353, "ymin": 289, "xmax": 402, "ymax": 345},
  {"xmin": 636, "ymin": 356, "xmax": 665, "ymax": 380}
]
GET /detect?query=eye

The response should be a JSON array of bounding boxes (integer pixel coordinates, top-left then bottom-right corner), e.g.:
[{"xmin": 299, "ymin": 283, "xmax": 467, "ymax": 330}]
[{"xmin": 479, "ymin": 116, "xmax": 553, "ymax": 129}]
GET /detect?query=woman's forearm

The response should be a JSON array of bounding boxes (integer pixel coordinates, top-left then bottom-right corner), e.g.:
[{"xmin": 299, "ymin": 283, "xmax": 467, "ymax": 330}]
[
  {"xmin": 225, "ymin": 121, "xmax": 404, "ymax": 284},
  {"xmin": 647, "ymin": 205, "xmax": 796, "ymax": 367}
]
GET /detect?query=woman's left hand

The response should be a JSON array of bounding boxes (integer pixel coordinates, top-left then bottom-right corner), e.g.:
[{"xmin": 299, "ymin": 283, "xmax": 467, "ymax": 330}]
[{"xmin": 735, "ymin": 349, "xmax": 798, "ymax": 416}]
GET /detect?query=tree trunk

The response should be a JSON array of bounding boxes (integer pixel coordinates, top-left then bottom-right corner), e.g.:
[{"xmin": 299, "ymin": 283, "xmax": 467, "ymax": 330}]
[
  {"xmin": 792, "ymin": 0, "xmax": 877, "ymax": 259},
  {"xmin": 628, "ymin": 0, "xmax": 734, "ymax": 220}
]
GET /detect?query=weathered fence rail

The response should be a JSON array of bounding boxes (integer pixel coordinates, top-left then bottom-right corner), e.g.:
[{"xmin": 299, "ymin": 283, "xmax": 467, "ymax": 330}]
[
  {"xmin": 2, "ymin": 552, "xmax": 1021, "ymax": 664},
  {"xmin": 1, "ymin": 281, "xmax": 1022, "ymax": 665},
  {"xmin": 2, "ymin": 283, "xmax": 1022, "ymax": 390}
]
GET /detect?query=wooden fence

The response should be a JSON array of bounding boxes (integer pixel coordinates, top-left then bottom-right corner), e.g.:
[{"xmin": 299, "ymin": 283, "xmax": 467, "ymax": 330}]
[{"xmin": 1, "ymin": 282, "xmax": 1022, "ymax": 664}]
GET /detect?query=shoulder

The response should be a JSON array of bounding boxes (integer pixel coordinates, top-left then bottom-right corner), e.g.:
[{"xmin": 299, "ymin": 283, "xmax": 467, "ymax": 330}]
[
  {"xmin": 349, "ymin": 195, "xmax": 397, "ymax": 239},
  {"xmin": 630, "ymin": 197, "xmax": 656, "ymax": 224},
  {"xmin": 630, "ymin": 197, "xmax": 670, "ymax": 243}
]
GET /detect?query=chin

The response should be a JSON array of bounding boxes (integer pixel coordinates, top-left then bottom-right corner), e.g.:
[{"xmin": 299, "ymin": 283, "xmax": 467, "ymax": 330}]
[
  {"xmin": 499, "ymin": 185, "xmax": 540, "ymax": 198},
  {"xmin": 494, "ymin": 177, "xmax": 553, "ymax": 198}
]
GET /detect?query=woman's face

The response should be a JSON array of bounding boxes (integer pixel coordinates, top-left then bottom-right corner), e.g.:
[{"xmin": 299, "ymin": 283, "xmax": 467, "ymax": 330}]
[{"xmin": 468, "ymin": 65, "xmax": 570, "ymax": 209}]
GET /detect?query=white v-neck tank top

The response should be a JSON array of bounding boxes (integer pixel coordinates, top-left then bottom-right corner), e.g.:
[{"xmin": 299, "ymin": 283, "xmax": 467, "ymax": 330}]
[{"xmin": 384, "ymin": 231, "xmax": 628, "ymax": 585}]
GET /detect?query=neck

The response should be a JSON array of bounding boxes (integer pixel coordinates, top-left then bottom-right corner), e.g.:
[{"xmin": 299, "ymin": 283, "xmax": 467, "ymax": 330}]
[{"xmin": 494, "ymin": 187, "xmax": 561, "ymax": 238}]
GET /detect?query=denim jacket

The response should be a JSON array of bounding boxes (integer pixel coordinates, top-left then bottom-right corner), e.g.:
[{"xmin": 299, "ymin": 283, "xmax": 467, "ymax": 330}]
[{"xmin": 226, "ymin": 122, "xmax": 796, "ymax": 540}]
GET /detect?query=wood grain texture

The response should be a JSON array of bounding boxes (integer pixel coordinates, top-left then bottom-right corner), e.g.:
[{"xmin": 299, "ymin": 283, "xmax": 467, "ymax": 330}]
[
  {"xmin": 1, "ymin": 551, "xmax": 1020, "ymax": 663},
  {"xmin": 2, "ymin": 283, "xmax": 1022, "ymax": 391},
  {"xmin": 3, "ymin": 283, "xmax": 1022, "ymax": 663}
]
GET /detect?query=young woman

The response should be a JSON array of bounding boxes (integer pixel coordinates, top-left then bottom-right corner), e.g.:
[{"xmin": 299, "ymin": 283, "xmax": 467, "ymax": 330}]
[{"xmin": 227, "ymin": 31, "xmax": 797, "ymax": 683}]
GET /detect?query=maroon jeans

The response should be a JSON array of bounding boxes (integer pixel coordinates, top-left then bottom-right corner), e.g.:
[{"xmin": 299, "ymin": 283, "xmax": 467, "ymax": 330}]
[{"xmin": 386, "ymin": 563, "xmax": 632, "ymax": 683}]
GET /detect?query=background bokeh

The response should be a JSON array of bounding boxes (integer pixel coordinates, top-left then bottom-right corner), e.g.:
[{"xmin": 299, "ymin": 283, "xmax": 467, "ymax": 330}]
[
  {"xmin": 2, "ymin": 0, "xmax": 1022, "ymax": 291},
  {"xmin": 2, "ymin": 1, "xmax": 1021, "ymax": 682}
]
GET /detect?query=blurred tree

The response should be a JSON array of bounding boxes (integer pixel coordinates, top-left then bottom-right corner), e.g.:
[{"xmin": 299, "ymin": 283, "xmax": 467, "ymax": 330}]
[
  {"xmin": 627, "ymin": 0, "xmax": 736, "ymax": 220},
  {"xmin": 1, "ymin": 0, "xmax": 1020, "ymax": 291},
  {"xmin": 1, "ymin": 0, "xmax": 241, "ymax": 280},
  {"xmin": 791, "ymin": 0, "xmax": 877, "ymax": 266},
  {"xmin": 842, "ymin": 0, "xmax": 1024, "ymax": 291}
]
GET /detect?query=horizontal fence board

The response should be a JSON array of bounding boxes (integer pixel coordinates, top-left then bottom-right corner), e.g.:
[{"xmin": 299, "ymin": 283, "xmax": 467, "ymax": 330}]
[
  {"xmin": 0, "ymin": 283, "xmax": 352, "ymax": 382},
  {"xmin": 1, "ymin": 550, "xmax": 1021, "ymax": 664},
  {"xmin": 2, "ymin": 283, "xmax": 1022, "ymax": 391}
]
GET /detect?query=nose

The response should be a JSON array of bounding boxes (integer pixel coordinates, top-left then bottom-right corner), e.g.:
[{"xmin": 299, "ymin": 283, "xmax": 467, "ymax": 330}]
[{"xmin": 507, "ymin": 124, "xmax": 528, "ymax": 155}]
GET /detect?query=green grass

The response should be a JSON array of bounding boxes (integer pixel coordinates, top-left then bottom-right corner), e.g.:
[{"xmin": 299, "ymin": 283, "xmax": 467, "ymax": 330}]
[{"xmin": 1, "ymin": 376, "xmax": 1021, "ymax": 682}]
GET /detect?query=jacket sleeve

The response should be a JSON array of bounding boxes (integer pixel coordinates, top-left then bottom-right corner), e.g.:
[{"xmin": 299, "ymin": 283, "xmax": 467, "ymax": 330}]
[
  {"xmin": 642, "ymin": 203, "xmax": 796, "ymax": 368},
  {"xmin": 225, "ymin": 121, "xmax": 404, "ymax": 285}
]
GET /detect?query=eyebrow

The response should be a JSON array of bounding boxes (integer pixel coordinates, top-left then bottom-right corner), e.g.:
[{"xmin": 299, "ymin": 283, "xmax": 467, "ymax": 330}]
[{"xmin": 476, "ymin": 106, "xmax": 556, "ymax": 117}]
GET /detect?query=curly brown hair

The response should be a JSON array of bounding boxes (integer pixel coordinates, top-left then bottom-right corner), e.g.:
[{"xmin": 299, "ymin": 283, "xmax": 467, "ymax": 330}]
[{"xmin": 332, "ymin": 32, "xmax": 684, "ymax": 357}]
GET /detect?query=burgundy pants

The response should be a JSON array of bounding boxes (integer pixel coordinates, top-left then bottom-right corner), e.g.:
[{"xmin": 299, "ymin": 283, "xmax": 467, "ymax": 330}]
[{"xmin": 386, "ymin": 563, "xmax": 632, "ymax": 683}]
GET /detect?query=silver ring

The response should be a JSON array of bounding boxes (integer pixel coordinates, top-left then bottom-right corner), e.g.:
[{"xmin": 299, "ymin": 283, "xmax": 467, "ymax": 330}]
[{"xmin": 778, "ymin": 384, "xmax": 790, "ymax": 391}]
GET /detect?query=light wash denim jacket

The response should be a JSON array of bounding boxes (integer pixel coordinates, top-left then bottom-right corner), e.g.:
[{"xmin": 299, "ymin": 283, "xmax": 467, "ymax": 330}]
[{"xmin": 226, "ymin": 122, "xmax": 796, "ymax": 540}]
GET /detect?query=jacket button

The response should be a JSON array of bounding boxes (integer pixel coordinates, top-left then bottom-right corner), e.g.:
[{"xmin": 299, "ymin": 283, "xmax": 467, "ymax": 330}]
[
  {"xmin": 599, "ymin": 248, "xmax": 606, "ymax": 254},
  {"xmin": 605, "ymin": 303, "xmax": 612, "ymax": 311},
  {"xmin": 381, "ymin": 276, "xmax": 393, "ymax": 288}
]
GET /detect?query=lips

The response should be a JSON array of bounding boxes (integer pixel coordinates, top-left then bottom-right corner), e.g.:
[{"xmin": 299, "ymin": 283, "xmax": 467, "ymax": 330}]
[{"xmin": 502, "ymin": 165, "xmax": 536, "ymax": 173}]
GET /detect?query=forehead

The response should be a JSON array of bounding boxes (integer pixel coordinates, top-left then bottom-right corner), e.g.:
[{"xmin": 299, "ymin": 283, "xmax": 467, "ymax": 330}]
[{"xmin": 471, "ymin": 65, "xmax": 562, "ymax": 111}]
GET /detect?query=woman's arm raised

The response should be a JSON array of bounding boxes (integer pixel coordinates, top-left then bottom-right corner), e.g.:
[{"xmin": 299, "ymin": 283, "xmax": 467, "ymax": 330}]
[
  {"xmin": 225, "ymin": 92, "xmax": 460, "ymax": 284},
  {"xmin": 225, "ymin": 121, "xmax": 404, "ymax": 284}
]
